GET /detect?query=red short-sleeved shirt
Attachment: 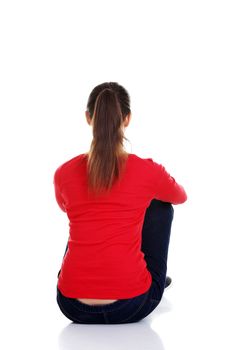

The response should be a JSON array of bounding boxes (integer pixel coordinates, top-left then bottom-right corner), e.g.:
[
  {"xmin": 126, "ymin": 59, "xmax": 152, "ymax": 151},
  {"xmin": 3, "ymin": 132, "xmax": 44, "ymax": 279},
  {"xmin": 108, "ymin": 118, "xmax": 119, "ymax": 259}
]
[{"xmin": 54, "ymin": 153, "xmax": 187, "ymax": 299}]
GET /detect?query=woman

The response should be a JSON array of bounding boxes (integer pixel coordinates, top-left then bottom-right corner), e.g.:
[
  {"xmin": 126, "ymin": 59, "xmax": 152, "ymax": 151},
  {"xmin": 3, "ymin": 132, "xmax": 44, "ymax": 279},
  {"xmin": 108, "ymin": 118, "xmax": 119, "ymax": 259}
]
[{"xmin": 54, "ymin": 81, "xmax": 188, "ymax": 324}]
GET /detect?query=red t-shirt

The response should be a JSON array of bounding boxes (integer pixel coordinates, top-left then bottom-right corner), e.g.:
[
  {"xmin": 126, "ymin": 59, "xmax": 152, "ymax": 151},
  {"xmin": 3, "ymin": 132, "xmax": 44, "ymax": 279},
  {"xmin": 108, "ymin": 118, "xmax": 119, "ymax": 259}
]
[{"xmin": 54, "ymin": 153, "xmax": 187, "ymax": 299}]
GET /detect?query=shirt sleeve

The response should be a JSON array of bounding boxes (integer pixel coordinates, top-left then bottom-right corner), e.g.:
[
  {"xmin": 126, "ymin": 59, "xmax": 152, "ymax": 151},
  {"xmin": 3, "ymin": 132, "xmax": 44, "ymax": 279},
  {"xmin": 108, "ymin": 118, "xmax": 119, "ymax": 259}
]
[
  {"xmin": 53, "ymin": 166, "xmax": 66, "ymax": 212},
  {"xmin": 148, "ymin": 158, "xmax": 188, "ymax": 204}
]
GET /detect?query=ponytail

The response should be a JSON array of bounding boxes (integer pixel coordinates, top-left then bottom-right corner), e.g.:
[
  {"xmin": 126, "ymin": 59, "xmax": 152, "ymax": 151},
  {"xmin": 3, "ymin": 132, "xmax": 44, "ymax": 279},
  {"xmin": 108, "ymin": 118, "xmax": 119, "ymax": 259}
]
[{"xmin": 86, "ymin": 83, "xmax": 131, "ymax": 198}]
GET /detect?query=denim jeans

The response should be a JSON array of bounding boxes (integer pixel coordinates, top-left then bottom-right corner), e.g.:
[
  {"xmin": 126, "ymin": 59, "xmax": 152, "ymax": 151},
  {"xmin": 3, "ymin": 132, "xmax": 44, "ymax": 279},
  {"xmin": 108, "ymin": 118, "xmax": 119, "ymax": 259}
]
[{"xmin": 56, "ymin": 198, "xmax": 174, "ymax": 324}]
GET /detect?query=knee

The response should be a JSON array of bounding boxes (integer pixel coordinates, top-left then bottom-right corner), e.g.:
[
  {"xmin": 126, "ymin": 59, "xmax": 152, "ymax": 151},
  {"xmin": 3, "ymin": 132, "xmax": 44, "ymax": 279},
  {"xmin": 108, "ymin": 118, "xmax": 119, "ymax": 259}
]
[{"xmin": 150, "ymin": 198, "xmax": 174, "ymax": 218}]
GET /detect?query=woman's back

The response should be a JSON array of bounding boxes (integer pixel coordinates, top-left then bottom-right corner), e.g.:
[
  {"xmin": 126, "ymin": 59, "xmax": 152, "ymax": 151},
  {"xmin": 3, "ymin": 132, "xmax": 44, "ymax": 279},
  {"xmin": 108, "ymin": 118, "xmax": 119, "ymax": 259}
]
[{"xmin": 54, "ymin": 152, "xmax": 187, "ymax": 301}]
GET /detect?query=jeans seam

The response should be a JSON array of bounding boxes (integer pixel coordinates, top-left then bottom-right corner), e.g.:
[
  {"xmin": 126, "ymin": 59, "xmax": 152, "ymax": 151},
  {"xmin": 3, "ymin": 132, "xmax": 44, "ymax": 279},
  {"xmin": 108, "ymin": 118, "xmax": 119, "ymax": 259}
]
[{"xmin": 113, "ymin": 292, "xmax": 149, "ymax": 323}]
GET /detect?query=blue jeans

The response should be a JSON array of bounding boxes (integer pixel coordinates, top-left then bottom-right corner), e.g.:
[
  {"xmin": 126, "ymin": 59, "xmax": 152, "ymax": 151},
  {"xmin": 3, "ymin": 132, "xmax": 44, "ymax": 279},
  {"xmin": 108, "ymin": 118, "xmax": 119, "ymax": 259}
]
[{"xmin": 56, "ymin": 198, "xmax": 174, "ymax": 324}]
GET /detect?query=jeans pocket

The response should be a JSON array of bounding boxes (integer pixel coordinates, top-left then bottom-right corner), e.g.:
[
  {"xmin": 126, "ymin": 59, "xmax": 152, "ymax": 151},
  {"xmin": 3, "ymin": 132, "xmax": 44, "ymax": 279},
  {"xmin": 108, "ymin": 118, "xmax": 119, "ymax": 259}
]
[{"xmin": 125, "ymin": 298, "xmax": 160, "ymax": 323}]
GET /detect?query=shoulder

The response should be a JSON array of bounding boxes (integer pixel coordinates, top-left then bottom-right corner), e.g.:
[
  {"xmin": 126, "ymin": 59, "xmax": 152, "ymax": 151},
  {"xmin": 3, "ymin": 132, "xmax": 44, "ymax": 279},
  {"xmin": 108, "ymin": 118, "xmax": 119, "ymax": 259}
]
[
  {"xmin": 131, "ymin": 153, "xmax": 161, "ymax": 169},
  {"xmin": 54, "ymin": 153, "xmax": 85, "ymax": 177}
]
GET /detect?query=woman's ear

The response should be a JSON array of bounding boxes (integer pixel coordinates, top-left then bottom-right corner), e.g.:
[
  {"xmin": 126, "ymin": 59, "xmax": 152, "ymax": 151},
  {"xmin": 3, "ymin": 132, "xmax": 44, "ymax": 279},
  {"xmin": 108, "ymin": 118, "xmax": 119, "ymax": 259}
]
[
  {"xmin": 124, "ymin": 113, "xmax": 131, "ymax": 127},
  {"xmin": 85, "ymin": 110, "xmax": 92, "ymax": 125}
]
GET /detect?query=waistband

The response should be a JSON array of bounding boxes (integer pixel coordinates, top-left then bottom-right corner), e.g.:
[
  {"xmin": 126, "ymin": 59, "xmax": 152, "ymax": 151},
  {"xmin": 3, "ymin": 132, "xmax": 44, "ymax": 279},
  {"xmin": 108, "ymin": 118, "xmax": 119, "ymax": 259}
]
[{"xmin": 56, "ymin": 285, "xmax": 151, "ymax": 313}]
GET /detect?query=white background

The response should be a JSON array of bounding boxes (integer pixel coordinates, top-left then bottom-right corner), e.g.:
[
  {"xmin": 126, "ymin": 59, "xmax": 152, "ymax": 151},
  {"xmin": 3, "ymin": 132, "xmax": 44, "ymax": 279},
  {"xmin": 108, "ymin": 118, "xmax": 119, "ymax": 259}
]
[{"xmin": 0, "ymin": 1, "xmax": 232, "ymax": 349}]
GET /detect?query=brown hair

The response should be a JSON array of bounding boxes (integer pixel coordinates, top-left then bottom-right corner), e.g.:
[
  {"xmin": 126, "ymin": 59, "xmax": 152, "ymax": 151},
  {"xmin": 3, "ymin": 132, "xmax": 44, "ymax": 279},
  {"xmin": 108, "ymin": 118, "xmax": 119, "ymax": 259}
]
[{"xmin": 85, "ymin": 82, "xmax": 131, "ymax": 198}]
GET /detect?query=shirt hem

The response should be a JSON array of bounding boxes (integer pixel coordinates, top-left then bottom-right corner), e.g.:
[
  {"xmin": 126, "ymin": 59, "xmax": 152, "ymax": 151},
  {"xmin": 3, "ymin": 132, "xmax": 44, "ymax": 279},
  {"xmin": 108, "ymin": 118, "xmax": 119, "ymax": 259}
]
[{"xmin": 57, "ymin": 271, "xmax": 152, "ymax": 299}]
